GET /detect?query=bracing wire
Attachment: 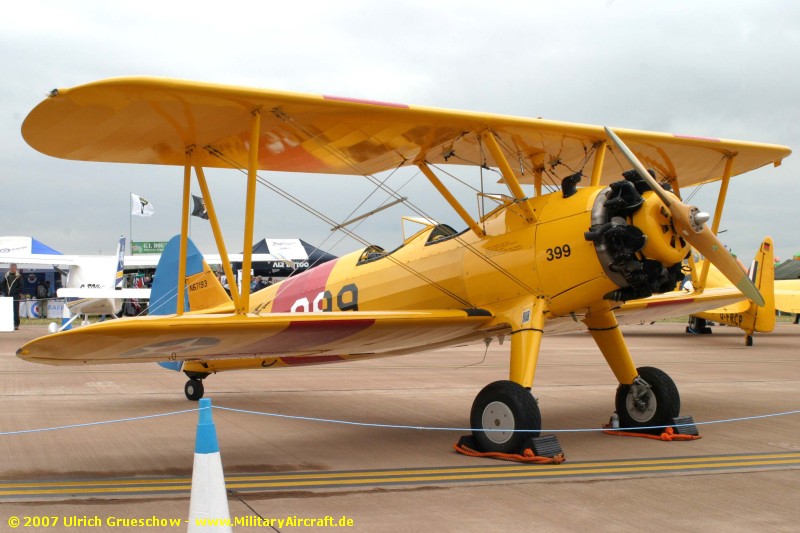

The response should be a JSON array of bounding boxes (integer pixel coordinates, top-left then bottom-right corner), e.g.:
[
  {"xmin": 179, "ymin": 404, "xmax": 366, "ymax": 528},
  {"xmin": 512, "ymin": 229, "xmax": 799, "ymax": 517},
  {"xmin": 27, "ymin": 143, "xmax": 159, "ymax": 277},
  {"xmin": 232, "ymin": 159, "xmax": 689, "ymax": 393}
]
[
  {"xmin": 203, "ymin": 147, "xmax": 477, "ymax": 308},
  {"xmin": 204, "ymin": 116, "xmax": 544, "ymax": 299}
]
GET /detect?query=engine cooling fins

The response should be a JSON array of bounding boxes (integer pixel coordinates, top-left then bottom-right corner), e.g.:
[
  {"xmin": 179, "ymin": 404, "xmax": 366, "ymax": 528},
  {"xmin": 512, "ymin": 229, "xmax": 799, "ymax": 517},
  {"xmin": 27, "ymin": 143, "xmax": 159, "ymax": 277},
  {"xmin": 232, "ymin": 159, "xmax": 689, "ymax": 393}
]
[{"xmin": 585, "ymin": 171, "xmax": 685, "ymax": 302}]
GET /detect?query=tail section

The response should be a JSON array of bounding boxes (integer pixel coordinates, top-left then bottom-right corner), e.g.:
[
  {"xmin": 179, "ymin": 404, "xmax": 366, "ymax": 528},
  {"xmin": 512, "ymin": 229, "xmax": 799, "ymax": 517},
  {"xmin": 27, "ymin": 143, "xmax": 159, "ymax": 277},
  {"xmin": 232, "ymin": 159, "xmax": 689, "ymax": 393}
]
[
  {"xmin": 747, "ymin": 237, "xmax": 775, "ymax": 335},
  {"xmin": 695, "ymin": 237, "xmax": 775, "ymax": 344},
  {"xmin": 149, "ymin": 235, "xmax": 232, "ymax": 316},
  {"xmin": 152, "ymin": 235, "xmax": 232, "ymax": 373},
  {"xmin": 186, "ymin": 265, "xmax": 231, "ymax": 311}
]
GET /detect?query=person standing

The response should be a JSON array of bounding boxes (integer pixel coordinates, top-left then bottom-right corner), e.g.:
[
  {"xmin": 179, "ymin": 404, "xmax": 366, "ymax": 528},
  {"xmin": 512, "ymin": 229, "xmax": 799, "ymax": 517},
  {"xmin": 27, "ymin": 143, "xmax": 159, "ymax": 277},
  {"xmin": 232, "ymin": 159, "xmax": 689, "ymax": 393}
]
[{"xmin": 2, "ymin": 264, "xmax": 23, "ymax": 330}]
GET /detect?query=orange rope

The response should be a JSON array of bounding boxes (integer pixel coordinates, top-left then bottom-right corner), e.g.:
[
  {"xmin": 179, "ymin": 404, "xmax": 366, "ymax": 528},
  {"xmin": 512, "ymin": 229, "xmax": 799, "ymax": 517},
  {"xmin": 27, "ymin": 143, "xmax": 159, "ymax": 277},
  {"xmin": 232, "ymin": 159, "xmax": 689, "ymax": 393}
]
[
  {"xmin": 454, "ymin": 442, "xmax": 566, "ymax": 464},
  {"xmin": 602, "ymin": 425, "xmax": 701, "ymax": 441}
]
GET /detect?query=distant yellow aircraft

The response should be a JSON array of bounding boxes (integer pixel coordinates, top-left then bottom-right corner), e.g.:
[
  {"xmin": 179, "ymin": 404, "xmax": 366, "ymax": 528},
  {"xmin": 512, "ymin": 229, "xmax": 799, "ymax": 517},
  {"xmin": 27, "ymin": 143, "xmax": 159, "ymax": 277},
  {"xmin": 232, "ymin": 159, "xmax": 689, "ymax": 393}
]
[
  {"xmin": 685, "ymin": 238, "xmax": 776, "ymax": 346},
  {"xmin": 17, "ymin": 78, "xmax": 791, "ymax": 453},
  {"xmin": 775, "ymin": 279, "xmax": 800, "ymax": 316}
]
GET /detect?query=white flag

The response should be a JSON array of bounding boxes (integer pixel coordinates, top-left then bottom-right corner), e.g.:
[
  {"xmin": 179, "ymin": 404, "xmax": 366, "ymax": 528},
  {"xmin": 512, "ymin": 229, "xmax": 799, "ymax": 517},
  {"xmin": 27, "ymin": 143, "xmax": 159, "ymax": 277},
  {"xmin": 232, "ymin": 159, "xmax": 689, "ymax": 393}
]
[{"xmin": 131, "ymin": 193, "xmax": 155, "ymax": 217}]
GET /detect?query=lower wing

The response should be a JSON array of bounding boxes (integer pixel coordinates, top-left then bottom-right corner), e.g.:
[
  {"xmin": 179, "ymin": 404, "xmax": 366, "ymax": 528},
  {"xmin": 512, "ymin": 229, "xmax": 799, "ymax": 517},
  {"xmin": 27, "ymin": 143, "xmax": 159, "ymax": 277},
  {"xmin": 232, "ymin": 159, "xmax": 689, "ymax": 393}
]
[{"xmin": 17, "ymin": 309, "xmax": 494, "ymax": 365}]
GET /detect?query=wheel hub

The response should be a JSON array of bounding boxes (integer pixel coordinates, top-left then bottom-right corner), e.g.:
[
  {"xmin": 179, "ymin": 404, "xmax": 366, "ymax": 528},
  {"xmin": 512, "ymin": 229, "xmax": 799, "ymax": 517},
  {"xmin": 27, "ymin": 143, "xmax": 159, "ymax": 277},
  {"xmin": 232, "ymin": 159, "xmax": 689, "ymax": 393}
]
[
  {"xmin": 626, "ymin": 388, "xmax": 657, "ymax": 423},
  {"xmin": 481, "ymin": 401, "xmax": 515, "ymax": 444}
]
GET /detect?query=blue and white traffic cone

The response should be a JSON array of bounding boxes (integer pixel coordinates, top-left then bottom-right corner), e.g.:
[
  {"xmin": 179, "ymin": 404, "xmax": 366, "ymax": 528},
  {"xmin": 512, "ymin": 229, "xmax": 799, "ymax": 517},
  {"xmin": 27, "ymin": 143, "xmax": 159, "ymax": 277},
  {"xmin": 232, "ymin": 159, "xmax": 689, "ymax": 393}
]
[{"xmin": 188, "ymin": 398, "xmax": 232, "ymax": 532}]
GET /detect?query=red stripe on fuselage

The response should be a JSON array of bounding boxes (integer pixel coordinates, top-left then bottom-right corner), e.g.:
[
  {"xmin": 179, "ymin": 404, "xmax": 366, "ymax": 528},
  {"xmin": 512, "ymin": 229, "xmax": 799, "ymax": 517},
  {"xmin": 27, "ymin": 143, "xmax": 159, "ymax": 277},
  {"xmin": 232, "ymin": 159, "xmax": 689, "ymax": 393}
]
[{"xmin": 272, "ymin": 259, "xmax": 339, "ymax": 312}]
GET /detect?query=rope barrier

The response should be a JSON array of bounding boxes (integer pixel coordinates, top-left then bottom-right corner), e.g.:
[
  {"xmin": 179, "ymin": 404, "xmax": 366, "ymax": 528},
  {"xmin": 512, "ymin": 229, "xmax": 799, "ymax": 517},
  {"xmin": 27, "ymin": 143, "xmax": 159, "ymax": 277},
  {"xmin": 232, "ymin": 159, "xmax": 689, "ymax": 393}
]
[
  {"xmin": 0, "ymin": 408, "xmax": 200, "ymax": 436},
  {"xmin": 212, "ymin": 405, "xmax": 800, "ymax": 434},
  {"xmin": 1, "ymin": 404, "xmax": 798, "ymax": 437}
]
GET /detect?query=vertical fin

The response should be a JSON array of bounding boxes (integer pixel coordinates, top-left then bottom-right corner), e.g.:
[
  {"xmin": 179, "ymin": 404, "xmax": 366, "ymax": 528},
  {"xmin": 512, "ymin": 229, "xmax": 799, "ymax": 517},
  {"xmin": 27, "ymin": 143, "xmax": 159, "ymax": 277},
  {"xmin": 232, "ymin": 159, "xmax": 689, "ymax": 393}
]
[
  {"xmin": 150, "ymin": 235, "xmax": 232, "ymax": 316},
  {"xmin": 149, "ymin": 235, "xmax": 207, "ymax": 316},
  {"xmin": 153, "ymin": 236, "xmax": 231, "ymax": 373},
  {"xmin": 749, "ymin": 237, "xmax": 775, "ymax": 334}
]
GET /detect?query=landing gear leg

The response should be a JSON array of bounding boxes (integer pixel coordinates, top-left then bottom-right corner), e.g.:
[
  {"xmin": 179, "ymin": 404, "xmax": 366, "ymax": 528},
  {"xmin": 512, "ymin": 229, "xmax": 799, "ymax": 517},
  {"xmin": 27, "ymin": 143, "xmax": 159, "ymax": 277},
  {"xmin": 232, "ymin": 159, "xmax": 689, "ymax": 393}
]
[
  {"xmin": 584, "ymin": 305, "xmax": 638, "ymax": 386},
  {"xmin": 585, "ymin": 305, "xmax": 680, "ymax": 433},
  {"xmin": 471, "ymin": 298, "xmax": 545, "ymax": 453}
]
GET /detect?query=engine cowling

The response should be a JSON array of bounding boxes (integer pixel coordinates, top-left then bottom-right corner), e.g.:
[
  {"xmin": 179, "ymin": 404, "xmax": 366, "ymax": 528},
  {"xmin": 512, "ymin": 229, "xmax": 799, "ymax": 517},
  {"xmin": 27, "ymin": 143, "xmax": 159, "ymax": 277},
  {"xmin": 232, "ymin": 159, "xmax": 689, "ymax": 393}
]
[{"xmin": 584, "ymin": 171, "xmax": 688, "ymax": 302}]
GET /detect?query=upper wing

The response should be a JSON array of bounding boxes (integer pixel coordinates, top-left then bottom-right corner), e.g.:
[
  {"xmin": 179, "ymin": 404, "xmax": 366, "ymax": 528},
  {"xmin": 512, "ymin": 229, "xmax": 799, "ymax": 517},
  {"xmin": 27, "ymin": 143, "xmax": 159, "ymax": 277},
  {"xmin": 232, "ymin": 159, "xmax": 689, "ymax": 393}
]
[
  {"xmin": 22, "ymin": 77, "xmax": 791, "ymax": 189},
  {"xmin": 613, "ymin": 287, "xmax": 747, "ymax": 325},
  {"xmin": 17, "ymin": 309, "xmax": 494, "ymax": 365}
]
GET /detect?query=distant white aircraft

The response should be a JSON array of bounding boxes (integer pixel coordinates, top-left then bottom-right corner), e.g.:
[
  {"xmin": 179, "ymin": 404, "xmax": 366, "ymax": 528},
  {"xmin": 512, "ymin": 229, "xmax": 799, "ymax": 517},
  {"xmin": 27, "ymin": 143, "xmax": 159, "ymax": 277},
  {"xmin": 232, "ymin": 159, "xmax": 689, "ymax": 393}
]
[{"xmin": 0, "ymin": 236, "xmax": 150, "ymax": 329}]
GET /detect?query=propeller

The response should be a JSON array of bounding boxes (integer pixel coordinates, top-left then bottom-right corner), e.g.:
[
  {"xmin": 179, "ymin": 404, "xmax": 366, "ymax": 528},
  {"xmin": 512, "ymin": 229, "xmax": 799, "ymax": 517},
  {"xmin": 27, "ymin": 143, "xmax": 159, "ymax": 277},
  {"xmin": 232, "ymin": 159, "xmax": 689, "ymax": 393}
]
[{"xmin": 603, "ymin": 127, "xmax": 764, "ymax": 306}]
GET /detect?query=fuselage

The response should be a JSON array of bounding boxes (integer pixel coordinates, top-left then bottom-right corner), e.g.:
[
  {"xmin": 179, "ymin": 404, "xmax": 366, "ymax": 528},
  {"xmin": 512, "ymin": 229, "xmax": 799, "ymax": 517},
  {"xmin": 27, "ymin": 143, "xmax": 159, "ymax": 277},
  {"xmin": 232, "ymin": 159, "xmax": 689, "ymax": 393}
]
[{"xmin": 247, "ymin": 184, "xmax": 681, "ymax": 322}]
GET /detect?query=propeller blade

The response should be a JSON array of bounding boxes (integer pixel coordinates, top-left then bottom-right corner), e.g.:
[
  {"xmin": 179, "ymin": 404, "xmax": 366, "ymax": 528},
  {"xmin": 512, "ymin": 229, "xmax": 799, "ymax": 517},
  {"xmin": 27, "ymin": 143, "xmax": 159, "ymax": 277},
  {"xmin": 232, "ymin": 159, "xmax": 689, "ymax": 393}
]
[
  {"xmin": 604, "ymin": 127, "xmax": 764, "ymax": 306},
  {"xmin": 603, "ymin": 127, "xmax": 675, "ymax": 208}
]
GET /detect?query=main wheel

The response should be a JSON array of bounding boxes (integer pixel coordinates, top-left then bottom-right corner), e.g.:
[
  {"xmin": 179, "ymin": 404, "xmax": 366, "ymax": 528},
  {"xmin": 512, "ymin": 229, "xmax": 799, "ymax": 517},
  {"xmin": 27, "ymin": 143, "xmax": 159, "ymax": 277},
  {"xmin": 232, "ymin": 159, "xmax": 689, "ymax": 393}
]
[
  {"xmin": 686, "ymin": 317, "xmax": 712, "ymax": 335},
  {"xmin": 184, "ymin": 378, "xmax": 205, "ymax": 401},
  {"xmin": 615, "ymin": 367, "xmax": 679, "ymax": 434},
  {"xmin": 745, "ymin": 335, "xmax": 753, "ymax": 347},
  {"xmin": 470, "ymin": 380, "xmax": 541, "ymax": 454}
]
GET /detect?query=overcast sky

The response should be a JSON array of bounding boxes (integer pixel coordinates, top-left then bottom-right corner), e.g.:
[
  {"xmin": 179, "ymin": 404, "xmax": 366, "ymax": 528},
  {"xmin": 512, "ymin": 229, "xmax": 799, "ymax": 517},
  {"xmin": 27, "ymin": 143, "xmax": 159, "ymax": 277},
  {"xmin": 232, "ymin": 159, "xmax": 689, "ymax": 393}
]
[{"xmin": 1, "ymin": 0, "xmax": 798, "ymax": 263}]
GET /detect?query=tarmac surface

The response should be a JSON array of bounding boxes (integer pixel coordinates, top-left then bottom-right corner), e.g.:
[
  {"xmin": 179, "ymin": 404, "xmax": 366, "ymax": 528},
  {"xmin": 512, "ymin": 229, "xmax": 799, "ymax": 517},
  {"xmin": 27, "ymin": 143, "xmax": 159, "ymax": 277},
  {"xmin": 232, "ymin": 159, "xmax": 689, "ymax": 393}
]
[{"xmin": 1, "ymin": 322, "xmax": 799, "ymax": 531}]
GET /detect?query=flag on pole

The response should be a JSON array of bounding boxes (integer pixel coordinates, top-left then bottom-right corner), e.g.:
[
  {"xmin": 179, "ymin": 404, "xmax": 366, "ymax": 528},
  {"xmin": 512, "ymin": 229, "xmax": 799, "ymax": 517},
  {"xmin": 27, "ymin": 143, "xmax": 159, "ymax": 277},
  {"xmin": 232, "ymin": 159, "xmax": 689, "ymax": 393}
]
[
  {"xmin": 131, "ymin": 193, "xmax": 155, "ymax": 217},
  {"xmin": 191, "ymin": 195, "xmax": 209, "ymax": 220}
]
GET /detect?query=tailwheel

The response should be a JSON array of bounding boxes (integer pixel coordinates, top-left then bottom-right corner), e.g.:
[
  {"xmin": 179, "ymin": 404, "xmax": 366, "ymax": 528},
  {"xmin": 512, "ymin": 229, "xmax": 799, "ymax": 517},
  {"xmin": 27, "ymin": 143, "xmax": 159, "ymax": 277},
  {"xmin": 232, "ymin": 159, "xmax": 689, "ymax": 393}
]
[
  {"xmin": 184, "ymin": 378, "xmax": 205, "ymax": 401},
  {"xmin": 470, "ymin": 380, "xmax": 541, "ymax": 453},
  {"xmin": 615, "ymin": 366, "xmax": 680, "ymax": 434}
]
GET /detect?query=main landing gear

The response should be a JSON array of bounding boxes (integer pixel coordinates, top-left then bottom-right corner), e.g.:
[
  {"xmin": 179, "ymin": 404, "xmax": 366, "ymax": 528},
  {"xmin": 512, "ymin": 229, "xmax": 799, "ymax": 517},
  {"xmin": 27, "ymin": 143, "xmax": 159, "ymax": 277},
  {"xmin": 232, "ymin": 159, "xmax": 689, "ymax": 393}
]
[
  {"xmin": 470, "ymin": 380, "xmax": 541, "ymax": 453},
  {"xmin": 686, "ymin": 317, "xmax": 712, "ymax": 335},
  {"xmin": 615, "ymin": 366, "xmax": 680, "ymax": 433},
  {"xmin": 467, "ymin": 298, "xmax": 546, "ymax": 454}
]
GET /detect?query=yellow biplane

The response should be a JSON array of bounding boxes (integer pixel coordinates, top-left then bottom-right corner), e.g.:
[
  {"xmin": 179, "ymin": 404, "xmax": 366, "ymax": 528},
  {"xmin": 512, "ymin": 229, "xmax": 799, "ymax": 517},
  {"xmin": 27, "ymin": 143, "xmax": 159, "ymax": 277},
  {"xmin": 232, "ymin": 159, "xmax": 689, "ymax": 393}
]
[{"xmin": 18, "ymin": 78, "xmax": 791, "ymax": 453}]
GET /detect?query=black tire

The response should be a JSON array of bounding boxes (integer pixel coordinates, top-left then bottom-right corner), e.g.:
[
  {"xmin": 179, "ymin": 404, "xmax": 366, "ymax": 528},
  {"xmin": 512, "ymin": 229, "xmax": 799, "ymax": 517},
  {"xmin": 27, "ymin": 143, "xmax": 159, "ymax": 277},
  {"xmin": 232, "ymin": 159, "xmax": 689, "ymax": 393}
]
[
  {"xmin": 745, "ymin": 335, "xmax": 753, "ymax": 347},
  {"xmin": 687, "ymin": 317, "xmax": 712, "ymax": 334},
  {"xmin": 615, "ymin": 367, "xmax": 679, "ymax": 434},
  {"xmin": 470, "ymin": 380, "xmax": 541, "ymax": 453},
  {"xmin": 184, "ymin": 378, "xmax": 205, "ymax": 401}
]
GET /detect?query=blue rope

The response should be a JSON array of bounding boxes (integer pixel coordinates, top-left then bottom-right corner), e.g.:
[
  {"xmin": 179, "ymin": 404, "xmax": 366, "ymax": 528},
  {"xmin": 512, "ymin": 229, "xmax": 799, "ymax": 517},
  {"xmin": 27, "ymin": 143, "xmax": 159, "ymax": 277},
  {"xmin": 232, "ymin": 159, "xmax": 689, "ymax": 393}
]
[
  {"xmin": 211, "ymin": 405, "xmax": 800, "ymax": 434},
  {"xmin": 0, "ymin": 408, "xmax": 199, "ymax": 436},
  {"xmin": 2, "ymin": 404, "xmax": 798, "ymax": 436}
]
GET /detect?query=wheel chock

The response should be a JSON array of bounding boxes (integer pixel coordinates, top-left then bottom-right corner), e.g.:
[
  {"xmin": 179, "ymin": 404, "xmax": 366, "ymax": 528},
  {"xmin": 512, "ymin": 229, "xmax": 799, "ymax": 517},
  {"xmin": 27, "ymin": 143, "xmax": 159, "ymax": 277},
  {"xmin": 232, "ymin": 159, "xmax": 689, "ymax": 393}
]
[
  {"xmin": 670, "ymin": 415, "xmax": 699, "ymax": 436},
  {"xmin": 454, "ymin": 434, "xmax": 565, "ymax": 464},
  {"xmin": 522, "ymin": 435, "xmax": 563, "ymax": 458}
]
